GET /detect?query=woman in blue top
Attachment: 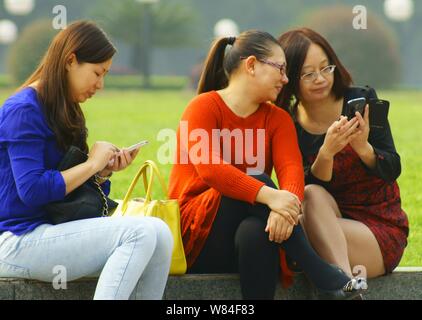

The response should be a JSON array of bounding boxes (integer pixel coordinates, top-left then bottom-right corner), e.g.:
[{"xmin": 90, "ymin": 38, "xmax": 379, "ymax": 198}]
[{"xmin": 0, "ymin": 21, "xmax": 173, "ymax": 300}]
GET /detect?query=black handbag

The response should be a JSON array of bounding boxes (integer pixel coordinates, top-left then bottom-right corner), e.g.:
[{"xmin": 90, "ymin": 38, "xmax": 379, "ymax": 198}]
[{"xmin": 45, "ymin": 146, "xmax": 118, "ymax": 225}]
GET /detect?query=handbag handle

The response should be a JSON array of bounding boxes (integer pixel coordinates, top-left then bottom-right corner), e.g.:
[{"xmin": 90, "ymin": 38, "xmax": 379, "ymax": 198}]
[
  {"xmin": 120, "ymin": 160, "xmax": 169, "ymax": 214},
  {"xmin": 141, "ymin": 160, "xmax": 168, "ymax": 202}
]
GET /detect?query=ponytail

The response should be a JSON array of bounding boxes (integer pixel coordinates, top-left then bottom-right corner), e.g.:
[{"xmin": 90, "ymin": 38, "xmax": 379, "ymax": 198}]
[{"xmin": 197, "ymin": 37, "xmax": 232, "ymax": 94}]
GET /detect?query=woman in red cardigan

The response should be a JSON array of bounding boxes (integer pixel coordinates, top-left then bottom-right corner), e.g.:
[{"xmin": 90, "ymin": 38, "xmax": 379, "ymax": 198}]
[{"xmin": 168, "ymin": 30, "xmax": 367, "ymax": 299}]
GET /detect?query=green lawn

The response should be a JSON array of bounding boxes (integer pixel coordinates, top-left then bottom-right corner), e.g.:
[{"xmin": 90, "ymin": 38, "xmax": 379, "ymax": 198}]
[
  {"xmin": 380, "ymin": 90, "xmax": 422, "ymax": 267},
  {"xmin": 0, "ymin": 88, "xmax": 421, "ymax": 267}
]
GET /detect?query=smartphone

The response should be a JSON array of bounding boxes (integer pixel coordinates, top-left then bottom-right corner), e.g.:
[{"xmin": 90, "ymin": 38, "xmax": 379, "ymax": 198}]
[
  {"xmin": 369, "ymin": 99, "xmax": 390, "ymax": 129},
  {"xmin": 347, "ymin": 97, "xmax": 367, "ymax": 119},
  {"xmin": 126, "ymin": 140, "xmax": 149, "ymax": 152},
  {"xmin": 108, "ymin": 140, "xmax": 148, "ymax": 166}
]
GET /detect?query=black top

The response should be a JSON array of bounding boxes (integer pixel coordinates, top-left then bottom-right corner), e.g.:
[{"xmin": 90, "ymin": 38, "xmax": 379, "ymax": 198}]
[{"xmin": 294, "ymin": 86, "xmax": 401, "ymax": 186}]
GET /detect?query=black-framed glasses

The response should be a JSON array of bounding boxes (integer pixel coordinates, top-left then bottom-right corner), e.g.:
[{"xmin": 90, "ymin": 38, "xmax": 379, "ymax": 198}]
[
  {"xmin": 240, "ymin": 56, "xmax": 287, "ymax": 77},
  {"xmin": 300, "ymin": 65, "xmax": 336, "ymax": 82}
]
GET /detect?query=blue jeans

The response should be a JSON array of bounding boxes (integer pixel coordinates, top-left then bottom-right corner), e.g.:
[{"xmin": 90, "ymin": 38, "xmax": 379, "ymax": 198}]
[{"xmin": 0, "ymin": 216, "xmax": 173, "ymax": 300}]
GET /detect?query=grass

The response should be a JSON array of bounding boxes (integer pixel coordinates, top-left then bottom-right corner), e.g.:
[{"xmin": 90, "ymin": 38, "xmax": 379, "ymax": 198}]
[
  {"xmin": 104, "ymin": 75, "xmax": 189, "ymax": 90},
  {"xmin": 0, "ymin": 88, "xmax": 421, "ymax": 267},
  {"xmin": 379, "ymin": 90, "xmax": 422, "ymax": 267}
]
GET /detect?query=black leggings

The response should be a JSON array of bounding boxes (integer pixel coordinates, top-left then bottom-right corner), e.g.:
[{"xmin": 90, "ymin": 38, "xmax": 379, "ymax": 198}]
[{"xmin": 189, "ymin": 174, "xmax": 350, "ymax": 299}]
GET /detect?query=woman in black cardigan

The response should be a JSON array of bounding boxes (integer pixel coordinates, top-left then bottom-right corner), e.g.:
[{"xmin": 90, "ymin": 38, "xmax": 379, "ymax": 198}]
[{"xmin": 277, "ymin": 28, "xmax": 409, "ymax": 279}]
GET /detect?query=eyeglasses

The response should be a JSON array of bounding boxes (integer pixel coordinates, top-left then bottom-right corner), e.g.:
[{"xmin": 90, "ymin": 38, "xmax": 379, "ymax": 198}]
[
  {"xmin": 300, "ymin": 65, "xmax": 336, "ymax": 82},
  {"xmin": 258, "ymin": 59, "xmax": 287, "ymax": 77},
  {"xmin": 240, "ymin": 56, "xmax": 287, "ymax": 77}
]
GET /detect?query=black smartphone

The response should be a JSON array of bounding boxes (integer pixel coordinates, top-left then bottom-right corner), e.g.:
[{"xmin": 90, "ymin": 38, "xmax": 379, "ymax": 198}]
[
  {"xmin": 347, "ymin": 97, "xmax": 367, "ymax": 120},
  {"xmin": 369, "ymin": 99, "xmax": 390, "ymax": 129}
]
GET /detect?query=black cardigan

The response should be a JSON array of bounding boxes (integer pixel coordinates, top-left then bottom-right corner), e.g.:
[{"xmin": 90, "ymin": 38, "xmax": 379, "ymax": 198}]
[{"xmin": 294, "ymin": 86, "xmax": 401, "ymax": 186}]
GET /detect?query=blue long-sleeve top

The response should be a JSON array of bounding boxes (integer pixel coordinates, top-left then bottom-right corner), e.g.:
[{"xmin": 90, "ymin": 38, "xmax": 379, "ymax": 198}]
[{"xmin": 0, "ymin": 87, "xmax": 110, "ymax": 235}]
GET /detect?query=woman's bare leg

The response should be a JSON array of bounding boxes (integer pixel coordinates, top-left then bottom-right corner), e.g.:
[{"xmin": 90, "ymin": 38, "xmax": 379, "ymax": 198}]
[
  {"xmin": 301, "ymin": 184, "xmax": 385, "ymax": 278},
  {"xmin": 338, "ymin": 218, "xmax": 385, "ymax": 278}
]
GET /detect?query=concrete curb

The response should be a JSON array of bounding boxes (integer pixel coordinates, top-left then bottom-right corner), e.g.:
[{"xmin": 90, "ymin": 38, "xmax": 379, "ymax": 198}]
[{"xmin": 1, "ymin": 267, "xmax": 421, "ymax": 300}]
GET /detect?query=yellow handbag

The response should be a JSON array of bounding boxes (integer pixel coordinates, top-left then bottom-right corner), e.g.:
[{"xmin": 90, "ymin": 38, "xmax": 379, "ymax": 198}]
[{"xmin": 113, "ymin": 160, "xmax": 187, "ymax": 275}]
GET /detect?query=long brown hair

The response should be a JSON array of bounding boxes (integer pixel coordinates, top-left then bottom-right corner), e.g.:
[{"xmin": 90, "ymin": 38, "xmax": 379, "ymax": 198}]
[
  {"xmin": 197, "ymin": 30, "xmax": 281, "ymax": 94},
  {"xmin": 20, "ymin": 20, "xmax": 117, "ymax": 152},
  {"xmin": 276, "ymin": 28, "xmax": 352, "ymax": 114}
]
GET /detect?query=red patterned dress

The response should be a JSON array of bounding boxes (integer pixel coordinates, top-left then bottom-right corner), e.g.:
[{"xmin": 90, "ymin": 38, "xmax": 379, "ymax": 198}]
[{"xmin": 294, "ymin": 87, "xmax": 409, "ymax": 273}]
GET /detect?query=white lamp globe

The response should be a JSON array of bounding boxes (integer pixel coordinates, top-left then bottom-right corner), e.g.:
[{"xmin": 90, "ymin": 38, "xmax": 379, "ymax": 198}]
[
  {"xmin": 4, "ymin": 0, "xmax": 35, "ymax": 16},
  {"xmin": 214, "ymin": 19, "xmax": 239, "ymax": 38},
  {"xmin": 0, "ymin": 19, "xmax": 18, "ymax": 44},
  {"xmin": 384, "ymin": 0, "xmax": 414, "ymax": 22}
]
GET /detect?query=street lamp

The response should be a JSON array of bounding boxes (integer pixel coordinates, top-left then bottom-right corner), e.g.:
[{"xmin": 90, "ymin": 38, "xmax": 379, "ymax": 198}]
[
  {"xmin": 136, "ymin": 0, "xmax": 158, "ymax": 89},
  {"xmin": 384, "ymin": 0, "xmax": 414, "ymax": 22},
  {"xmin": 214, "ymin": 19, "xmax": 239, "ymax": 39},
  {"xmin": 0, "ymin": 20, "xmax": 17, "ymax": 44},
  {"xmin": 1, "ymin": 0, "xmax": 35, "ymax": 46},
  {"xmin": 4, "ymin": 0, "xmax": 35, "ymax": 16},
  {"xmin": 1, "ymin": 0, "xmax": 35, "ymax": 75},
  {"xmin": 384, "ymin": 0, "xmax": 414, "ymax": 87},
  {"xmin": 0, "ymin": 19, "xmax": 17, "ymax": 76}
]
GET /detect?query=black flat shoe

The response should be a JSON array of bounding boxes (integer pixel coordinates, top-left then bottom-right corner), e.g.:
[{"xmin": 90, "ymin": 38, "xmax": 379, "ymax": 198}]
[{"xmin": 315, "ymin": 277, "xmax": 368, "ymax": 300}]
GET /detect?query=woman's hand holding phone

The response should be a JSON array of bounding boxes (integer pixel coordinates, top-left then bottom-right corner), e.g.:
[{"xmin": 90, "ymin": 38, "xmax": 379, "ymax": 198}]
[
  {"xmin": 88, "ymin": 141, "xmax": 119, "ymax": 172},
  {"xmin": 320, "ymin": 116, "xmax": 361, "ymax": 158},
  {"xmin": 349, "ymin": 105, "xmax": 371, "ymax": 154},
  {"xmin": 105, "ymin": 140, "xmax": 148, "ymax": 172}
]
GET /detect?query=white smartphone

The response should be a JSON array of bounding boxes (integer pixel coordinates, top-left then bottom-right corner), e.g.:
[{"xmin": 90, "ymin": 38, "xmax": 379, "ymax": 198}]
[
  {"xmin": 108, "ymin": 140, "xmax": 148, "ymax": 166},
  {"xmin": 126, "ymin": 140, "xmax": 149, "ymax": 152}
]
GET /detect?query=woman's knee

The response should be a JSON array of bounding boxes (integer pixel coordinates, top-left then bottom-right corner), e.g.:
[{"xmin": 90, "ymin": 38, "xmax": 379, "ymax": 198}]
[
  {"xmin": 235, "ymin": 217, "xmax": 274, "ymax": 249},
  {"xmin": 110, "ymin": 217, "xmax": 158, "ymax": 251},
  {"xmin": 304, "ymin": 184, "xmax": 328, "ymax": 201},
  {"xmin": 303, "ymin": 185, "xmax": 340, "ymax": 217},
  {"xmin": 235, "ymin": 217, "xmax": 279, "ymax": 263},
  {"xmin": 303, "ymin": 184, "xmax": 334, "ymax": 209},
  {"xmin": 147, "ymin": 217, "xmax": 174, "ymax": 258}
]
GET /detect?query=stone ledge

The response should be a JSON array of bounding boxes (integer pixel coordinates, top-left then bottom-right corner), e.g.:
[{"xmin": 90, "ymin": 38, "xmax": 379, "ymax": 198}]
[{"xmin": 1, "ymin": 267, "xmax": 421, "ymax": 300}]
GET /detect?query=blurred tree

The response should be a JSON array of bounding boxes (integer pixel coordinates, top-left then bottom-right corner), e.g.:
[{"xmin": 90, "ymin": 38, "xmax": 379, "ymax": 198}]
[
  {"xmin": 7, "ymin": 19, "xmax": 57, "ymax": 84},
  {"xmin": 94, "ymin": 0, "xmax": 199, "ymax": 75},
  {"xmin": 1, "ymin": 0, "xmax": 419, "ymax": 88},
  {"xmin": 303, "ymin": 5, "xmax": 401, "ymax": 89}
]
